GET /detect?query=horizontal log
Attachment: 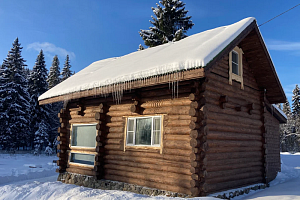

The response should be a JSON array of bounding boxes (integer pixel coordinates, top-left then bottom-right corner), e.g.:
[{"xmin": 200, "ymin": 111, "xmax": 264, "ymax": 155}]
[
  {"xmin": 164, "ymin": 114, "xmax": 191, "ymax": 121},
  {"xmin": 206, "ymin": 103, "xmax": 261, "ymax": 121},
  {"xmin": 107, "ymin": 110, "xmax": 132, "ymax": 117},
  {"xmin": 207, "ymin": 146, "xmax": 262, "ymax": 153},
  {"xmin": 207, "ymin": 156, "xmax": 262, "ymax": 167},
  {"xmin": 105, "ymin": 159, "xmax": 191, "ymax": 175},
  {"xmin": 70, "ymin": 113, "xmax": 96, "ymax": 118},
  {"xmin": 140, "ymin": 85, "xmax": 194, "ymax": 98},
  {"xmin": 207, "ymin": 110, "xmax": 262, "ymax": 127},
  {"xmin": 104, "ymin": 174, "xmax": 191, "ymax": 195},
  {"xmin": 106, "ymin": 168, "xmax": 191, "ymax": 189},
  {"xmin": 191, "ymin": 170, "xmax": 208, "ymax": 180},
  {"xmin": 164, "ymin": 119, "xmax": 190, "ymax": 127},
  {"xmin": 208, "ymin": 139, "xmax": 262, "ymax": 148},
  {"xmin": 206, "ymin": 171, "xmax": 262, "ymax": 184},
  {"xmin": 104, "ymin": 144, "xmax": 122, "ymax": 151},
  {"xmin": 69, "ymin": 117, "xmax": 98, "ymax": 124},
  {"xmin": 108, "ymin": 104, "xmax": 131, "ymax": 111},
  {"xmin": 190, "ymin": 140, "xmax": 208, "ymax": 150},
  {"xmin": 207, "ymin": 123, "xmax": 261, "ymax": 135},
  {"xmin": 106, "ymin": 122, "xmax": 124, "ymax": 127},
  {"xmin": 104, "ymin": 154, "xmax": 190, "ymax": 169},
  {"xmin": 164, "ymin": 140, "xmax": 191, "ymax": 150},
  {"xmin": 142, "ymin": 106, "xmax": 190, "ymax": 115},
  {"xmin": 163, "ymin": 148, "xmax": 190, "ymax": 157},
  {"xmin": 105, "ymin": 138, "xmax": 123, "ymax": 145},
  {"xmin": 57, "ymin": 160, "xmax": 67, "ymax": 166},
  {"xmin": 57, "ymin": 144, "xmax": 69, "ymax": 150},
  {"xmin": 207, "ymin": 166, "xmax": 263, "ymax": 179},
  {"xmin": 207, "ymin": 131, "xmax": 262, "ymax": 141},
  {"xmin": 106, "ymin": 116, "xmax": 124, "ymax": 123},
  {"xmin": 206, "ymin": 151, "xmax": 263, "ymax": 161},
  {"xmin": 104, "ymin": 164, "xmax": 191, "ymax": 183},
  {"xmin": 57, "ymin": 136, "xmax": 68, "ymax": 142},
  {"xmin": 207, "ymin": 161, "xmax": 262, "ymax": 172},
  {"xmin": 164, "ymin": 126, "xmax": 190, "ymax": 135},
  {"xmin": 108, "ymin": 127, "xmax": 124, "ymax": 133},
  {"xmin": 141, "ymin": 98, "xmax": 191, "ymax": 108},
  {"xmin": 163, "ymin": 134, "xmax": 190, "ymax": 141},
  {"xmin": 106, "ymin": 132, "xmax": 123, "ymax": 139}
]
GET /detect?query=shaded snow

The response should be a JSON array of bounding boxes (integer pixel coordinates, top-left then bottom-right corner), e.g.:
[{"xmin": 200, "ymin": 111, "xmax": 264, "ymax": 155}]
[
  {"xmin": 39, "ymin": 17, "xmax": 255, "ymax": 101},
  {"xmin": 0, "ymin": 154, "xmax": 57, "ymax": 185}
]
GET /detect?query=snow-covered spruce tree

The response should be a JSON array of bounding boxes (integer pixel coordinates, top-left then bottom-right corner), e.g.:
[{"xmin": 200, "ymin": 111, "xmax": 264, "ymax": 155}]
[
  {"xmin": 61, "ymin": 55, "xmax": 72, "ymax": 82},
  {"xmin": 292, "ymin": 84, "xmax": 300, "ymax": 118},
  {"xmin": 33, "ymin": 120, "xmax": 49, "ymax": 154},
  {"xmin": 139, "ymin": 0, "xmax": 194, "ymax": 47},
  {"xmin": 28, "ymin": 50, "xmax": 52, "ymax": 150},
  {"xmin": 280, "ymin": 99, "xmax": 294, "ymax": 151},
  {"xmin": 47, "ymin": 55, "xmax": 60, "ymax": 89},
  {"xmin": 0, "ymin": 38, "xmax": 30, "ymax": 150},
  {"xmin": 47, "ymin": 55, "xmax": 62, "ymax": 145}
]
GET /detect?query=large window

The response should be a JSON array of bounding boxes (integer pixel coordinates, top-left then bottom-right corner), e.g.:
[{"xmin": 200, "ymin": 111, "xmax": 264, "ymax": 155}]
[
  {"xmin": 126, "ymin": 116, "xmax": 161, "ymax": 146},
  {"xmin": 229, "ymin": 46, "xmax": 244, "ymax": 89},
  {"xmin": 71, "ymin": 124, "xmax": 97, "ymax": 148},
  {"xmin": 69, "ymin": 124, "xmax": 96, "ymax": 166}
]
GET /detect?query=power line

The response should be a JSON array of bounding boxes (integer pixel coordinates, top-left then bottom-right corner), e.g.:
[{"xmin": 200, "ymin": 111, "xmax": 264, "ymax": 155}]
[{"xmin": 258, "ymin": 3, "xmax": 300, "ymax": 27}]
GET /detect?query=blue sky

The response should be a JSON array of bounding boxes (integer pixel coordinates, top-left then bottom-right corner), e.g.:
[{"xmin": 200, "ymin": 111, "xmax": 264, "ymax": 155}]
[{"xmin": 0, "ymin": 0, "xmax": 299, "ymax": 101}]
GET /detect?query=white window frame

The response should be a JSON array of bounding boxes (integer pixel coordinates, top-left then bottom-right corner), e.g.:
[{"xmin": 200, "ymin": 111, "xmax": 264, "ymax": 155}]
[
  {"xmin": 70, "ymin": 123, "xmax": 97, "ymax": 149},
  {"xmin": 69, "ymin": 123, "xmax": 97, "ymax": 167},
  {"xmin": 229, "ymin": 46, "xmax": 244, "ymax": 89},
  {"xmin": 126, "ymin": 116, "xmax": 162, "ymax": 147},
  {"xmin": 69, "ymin": 152, "xmax": 95, "ymax": 167}
]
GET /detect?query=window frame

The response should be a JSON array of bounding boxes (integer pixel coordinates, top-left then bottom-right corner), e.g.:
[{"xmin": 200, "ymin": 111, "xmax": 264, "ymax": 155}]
[
  {"xmin": 126, "ymin": 116, "xmax": 162, "ymax": 147},
  {"xmin": 68, "ymin": 123, "xmax": 97, "ymax": 167},
  {"xmin": 229, "ymin": 46, "xmax": 244, "ymax": 89},
  {"xmin": 124, "ymin": 115, "xmax": 163, "ymax": 153}
]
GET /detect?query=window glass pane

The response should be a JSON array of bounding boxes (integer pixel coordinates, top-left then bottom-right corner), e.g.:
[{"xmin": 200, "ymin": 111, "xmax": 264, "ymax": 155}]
[
  {"xmin": 127, "ymin": 131, "xmax": 134, "ymax": 144},
  {"xmin": 72, "ymin": 125, "xmax": 96, "ymax": 147},
  {"xmin": 135, "ymin": 118, "xmax": 152, "ymax": 145},
  {"xmin": 128, "ymin": 119, "xmax": 134, "ymax": 131},
  {"xmin": 70, "ymin": 153, "xmax": 94, "ymax": 165},
  {"xmin": 153, "ymin": 130, "xmax": 160, "ymax": 145},
  {"xmin": 232, "ymin": 51, "xmax": 238, "ymax": 64},
  {"xmin": 232, "ymin": 63, "xmax": 239, "ymax": 75},
  {"xmin": 153, "ymin": 118, "xmax": 160, "ymax": 131}
]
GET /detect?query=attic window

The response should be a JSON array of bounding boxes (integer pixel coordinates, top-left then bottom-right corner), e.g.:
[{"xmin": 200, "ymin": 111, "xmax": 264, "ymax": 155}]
[{"xmin": 229, "ymin": 46, "xmax": 244, "ymax": 89}]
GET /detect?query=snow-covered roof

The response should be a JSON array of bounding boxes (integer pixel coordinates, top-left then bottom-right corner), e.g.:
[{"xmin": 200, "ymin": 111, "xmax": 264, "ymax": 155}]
[{"xmin": 39, "ymin": 17, "xmax": 255, "ymax": 102}]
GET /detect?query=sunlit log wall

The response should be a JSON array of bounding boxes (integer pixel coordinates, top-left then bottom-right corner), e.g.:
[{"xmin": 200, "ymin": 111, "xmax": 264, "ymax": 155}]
[
  {"xmin": 204, "ymin": 54, "xmax": 265, "ymax": 194},
  {"xmin": 61, "ymin": 80, "xmax": 206, "ymax": 196}
]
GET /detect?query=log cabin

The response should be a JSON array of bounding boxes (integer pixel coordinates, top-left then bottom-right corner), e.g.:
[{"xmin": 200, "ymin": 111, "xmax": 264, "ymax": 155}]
[{"xmin": 39, "ymin": 17, "xmax": 287, "ymax": 197}]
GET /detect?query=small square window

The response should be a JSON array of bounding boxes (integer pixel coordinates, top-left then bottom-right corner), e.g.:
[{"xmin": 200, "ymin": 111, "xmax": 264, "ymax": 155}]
[{"xmin": 126, "ymin": 116, "xmax": 161, "ymax": 146}]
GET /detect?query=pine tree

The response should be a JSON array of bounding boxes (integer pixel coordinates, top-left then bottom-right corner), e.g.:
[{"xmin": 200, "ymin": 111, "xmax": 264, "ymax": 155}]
[
  {"xmin": 47, "ymin": 55, "xmax": 60, "ymax": 89},
  {"xmin": 292, "ymin": 84, "xmax": 300, "ymax": 118},
  {"xmin": 61, "ymin": 55, "xmax": 72, "ymax": 82},
  {"xmin": 28, "ymin": 50, "xmax": 52, "ymax": 149},
  {"xmin": 0, "ymin": 38, "xmax": 30, "ymax": 150},
  {"xmin": 47, "ymin": 55, "xmax": 62, "ymax": 146},
  {"xmin": 33, "ymin": 120, "xmax": 49, "ymax": 154},
  {"xmin": 139, "ymin": 0, "xmax": 194, "ymax": 47}
]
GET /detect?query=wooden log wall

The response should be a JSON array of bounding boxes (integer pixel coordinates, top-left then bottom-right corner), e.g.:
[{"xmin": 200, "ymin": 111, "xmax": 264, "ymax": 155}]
[
  {"xmin": 264, "ymin": 101, "xmax": 281, "ymax": 183},
  {"xmin": 56, "ymin": 108, "xmax": 70, "ymax": 173},
  {"xmin": 64, "ymin": 80, "xmax": 198, "ymax": 195},
  {"xmin": 205, "ymin": 54, "xmax": 264, "ymax": 194},
  {"xmin": 189, "ymin": 79, "xmax": 209, "ymax": 196}
]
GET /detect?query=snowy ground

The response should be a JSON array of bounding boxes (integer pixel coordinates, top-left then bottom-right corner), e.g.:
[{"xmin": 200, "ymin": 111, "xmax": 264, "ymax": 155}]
[{"xmin": 0, "ymin": 153, "xmax": 299, "ymax": 200}]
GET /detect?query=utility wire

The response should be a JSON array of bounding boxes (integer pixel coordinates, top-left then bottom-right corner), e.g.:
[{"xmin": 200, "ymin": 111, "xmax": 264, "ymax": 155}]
[{"xmin": 259, "ymin": 3, "xmax": 300, "ymax": 27}]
